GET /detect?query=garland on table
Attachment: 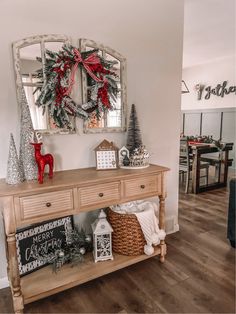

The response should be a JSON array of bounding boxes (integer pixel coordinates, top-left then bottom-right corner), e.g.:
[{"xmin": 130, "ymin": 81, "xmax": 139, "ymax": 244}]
[
  {"xmin": 36, "ymin": 44, "xmax": 119, "ymax": 129},
  {"xmin": 35, "ymin": 229, "xmax": 93, "ymax": 273},
  {"xmin": 186, "ymin": 135, "xmax": 225, "ymax": 150},
  {"xmin": 186, "ymin": 135, "xmax": 214, "ymax": 143}
]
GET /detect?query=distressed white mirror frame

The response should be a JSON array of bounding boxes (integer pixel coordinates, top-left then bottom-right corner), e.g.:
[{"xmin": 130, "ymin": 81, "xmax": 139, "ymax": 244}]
[
  {"xmin": 79, "ymin": 39, "xmax": 127, "ymax": 134},
  {"xmin": 12, "ymin": 34, "xmax": 75, "ymax": 135}
]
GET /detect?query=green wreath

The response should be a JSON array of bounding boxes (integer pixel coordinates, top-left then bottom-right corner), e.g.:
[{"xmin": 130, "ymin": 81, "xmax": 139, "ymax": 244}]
[{"xmin": 36, "ymin": 44, "xmax": 119, "ymax": 129}]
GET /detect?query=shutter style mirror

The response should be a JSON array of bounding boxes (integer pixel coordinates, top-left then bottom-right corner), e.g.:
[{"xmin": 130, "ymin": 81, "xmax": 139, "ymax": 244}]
[
  {"xmin": 13, "ymin": 34, "xmax": 75, "ymax": 134},
  {"xmin": 80, "ymin": 39, "xmax": 127, "ymax": 134}
]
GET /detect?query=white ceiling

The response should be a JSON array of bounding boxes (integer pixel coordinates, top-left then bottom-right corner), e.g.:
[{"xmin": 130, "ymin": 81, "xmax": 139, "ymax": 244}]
[{"xmin": 183, "ymin": 0, "xmax": 236, "ymax": 68}]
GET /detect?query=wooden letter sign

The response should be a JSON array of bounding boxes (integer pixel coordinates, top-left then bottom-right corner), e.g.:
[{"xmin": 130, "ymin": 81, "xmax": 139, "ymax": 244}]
[{"xmin": 16, "ymin": 216, "xmax": 72, "ymax": 276}]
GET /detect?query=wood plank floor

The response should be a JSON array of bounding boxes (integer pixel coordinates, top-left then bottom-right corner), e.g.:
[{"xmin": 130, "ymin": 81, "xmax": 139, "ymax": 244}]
[{"xmin": 0, "ymin": 187, "xmax": 235, "ymax": 313}]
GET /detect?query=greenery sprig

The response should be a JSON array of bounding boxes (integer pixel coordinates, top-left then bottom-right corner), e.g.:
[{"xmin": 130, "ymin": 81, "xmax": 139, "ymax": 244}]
[{"xmin": 35, "ymin": 228, "xmax": 93, "ymax": 273}]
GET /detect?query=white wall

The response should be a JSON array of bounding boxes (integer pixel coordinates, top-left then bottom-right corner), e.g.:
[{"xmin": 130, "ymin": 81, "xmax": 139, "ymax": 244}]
[
  {"xmin": 0, "ymin": 0, "xmax": 184, "ymax": 282},
  {"xmin": 182, "ymin": 55, "xmax": 236, "ymax": 110}
]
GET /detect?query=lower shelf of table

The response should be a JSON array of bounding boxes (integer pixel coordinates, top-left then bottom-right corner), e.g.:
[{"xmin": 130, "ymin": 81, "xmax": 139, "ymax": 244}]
[{"xmin": 21, "ymin": 246, "xmax": 161, "ymax": 304}]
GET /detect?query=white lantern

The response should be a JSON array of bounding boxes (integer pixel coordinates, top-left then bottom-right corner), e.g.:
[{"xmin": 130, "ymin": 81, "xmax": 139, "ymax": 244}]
[{"xmin": 91, "ymin": 209, "xmax": 113, "ymax": 262}]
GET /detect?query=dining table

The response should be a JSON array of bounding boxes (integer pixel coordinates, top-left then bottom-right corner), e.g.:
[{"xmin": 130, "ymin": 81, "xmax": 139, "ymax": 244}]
[{"xmin": 189, "ymin": 142, "xmax": 234, "ymax": 194}]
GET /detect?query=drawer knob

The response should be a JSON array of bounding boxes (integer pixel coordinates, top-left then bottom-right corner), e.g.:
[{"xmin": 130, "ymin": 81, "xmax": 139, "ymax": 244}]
[
  {"xmin": 46, "ymin": 202, "xmax": 52, "ymax": 207},
  {"xmin": 140, "ymin": 185, "xmax": 145, "ymax": 189},
  {"xmin": 99, "ymin": 193, "xmax": 104, "ymax": 197}
]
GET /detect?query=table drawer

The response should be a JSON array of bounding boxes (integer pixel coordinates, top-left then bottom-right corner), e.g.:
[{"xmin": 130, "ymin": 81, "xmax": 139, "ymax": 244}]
[
  {"xmin": 18, "ymin": 189, "xmax": 74, "ymax": 220},
  {"xmin": 78, "ymin": 182, "xmax": 120, "ymax": 209},
  {"xmin": 123, "ymin": 175, "xmax": 161, "ymax": 198}
]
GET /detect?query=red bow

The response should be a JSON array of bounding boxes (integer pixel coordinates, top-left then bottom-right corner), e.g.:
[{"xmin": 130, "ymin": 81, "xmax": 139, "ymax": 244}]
[{"xmin": 66, "ymin": 48, "xmax": 103, "ymax": 96}]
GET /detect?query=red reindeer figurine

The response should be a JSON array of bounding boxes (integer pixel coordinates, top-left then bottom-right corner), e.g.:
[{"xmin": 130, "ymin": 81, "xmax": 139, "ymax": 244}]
[{"xmin": 30, "ymin": 132, "xmax": 54, "ymax": 184}]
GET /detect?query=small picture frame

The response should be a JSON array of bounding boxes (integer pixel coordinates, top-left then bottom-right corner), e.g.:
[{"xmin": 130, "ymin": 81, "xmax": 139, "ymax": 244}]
[
  {"xmin": 94, "ymin": 139, "xmax": 118, "ymax": 170},
  {"xmin": 16, "ymin": 216, "xmax": 73, "ymax": 276}
]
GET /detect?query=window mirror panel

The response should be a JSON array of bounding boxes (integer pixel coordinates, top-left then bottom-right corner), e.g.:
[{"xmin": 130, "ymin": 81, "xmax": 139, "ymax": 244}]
[
  {"xmin": 13, "ymin": 35, "xmax": 74, "ymax": 134},
  {"xmin": 19, "ymin": 43, "xmax": 47, "ymax": 130},
  {"xmin": 80, "ymin": 39, "xmax": 127, "ymax": 134}
]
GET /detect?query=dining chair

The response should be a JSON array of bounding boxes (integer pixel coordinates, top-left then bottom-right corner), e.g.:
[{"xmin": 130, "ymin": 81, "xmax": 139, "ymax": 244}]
[{"xmin": 179, "ymin": 139, "xmax": 209, "ymax": 193}]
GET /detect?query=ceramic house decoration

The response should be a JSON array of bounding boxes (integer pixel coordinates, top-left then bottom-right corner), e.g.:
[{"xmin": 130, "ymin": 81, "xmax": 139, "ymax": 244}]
[
  {"xmin": 118, "ymin": 146, "xmax": 129, "ymax": 166},
  {"xmin": 95, "ymin": 139, "xmax": 118, "ymax": 170},
  {"xmin": 91, "ymin": 209, "xmax": 113, "ymax": 262}
]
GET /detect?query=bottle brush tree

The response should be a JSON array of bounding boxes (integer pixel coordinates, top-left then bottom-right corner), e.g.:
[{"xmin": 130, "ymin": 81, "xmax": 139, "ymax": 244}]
[{"xmin": 126, "ymin": 104, "xmax": 142, "ymax": 153}]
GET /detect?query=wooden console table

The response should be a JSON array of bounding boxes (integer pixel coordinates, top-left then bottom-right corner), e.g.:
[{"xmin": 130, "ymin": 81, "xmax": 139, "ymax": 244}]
[{"xmin": 0, "ymin": 164, "xmax": 169, "ymax": 313}]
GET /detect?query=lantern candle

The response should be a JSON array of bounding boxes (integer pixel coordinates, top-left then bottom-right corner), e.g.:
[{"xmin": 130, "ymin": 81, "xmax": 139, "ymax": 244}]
[{"xmin": 91, "ymin": 209, "xmax": 113, "ymax": 262}]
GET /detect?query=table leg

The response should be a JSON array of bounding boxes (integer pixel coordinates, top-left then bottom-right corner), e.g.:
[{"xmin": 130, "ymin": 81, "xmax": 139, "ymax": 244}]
[
  {"xmin": 159, "ymin": 195, "xmax": 166, "ymax": 263},
  {"xmin": 3, "ymin": 197, "xmax": 24, "ymax": 314},
  {"xmin": 7, "ymin": 233, "xmax": 24, "ymax": 314},
  {"xmin": 223, "ymin": 150, "xmax": 229, "ymax": 185},
  {"xmin": 192, "ymin": 150, "xmax": 201, "ymax": 194}
]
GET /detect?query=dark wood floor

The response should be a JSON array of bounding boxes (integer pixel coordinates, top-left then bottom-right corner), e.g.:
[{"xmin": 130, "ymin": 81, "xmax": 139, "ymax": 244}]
[{"xmin": 0, "ymin": 186, "xmax": 235, "ymax": 313}]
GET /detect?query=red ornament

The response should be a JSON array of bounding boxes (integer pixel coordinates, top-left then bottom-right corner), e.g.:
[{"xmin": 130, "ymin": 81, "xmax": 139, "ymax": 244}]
[{"xmin": 31, "ymin": 143, "xmax": 54, "ymax": 184}]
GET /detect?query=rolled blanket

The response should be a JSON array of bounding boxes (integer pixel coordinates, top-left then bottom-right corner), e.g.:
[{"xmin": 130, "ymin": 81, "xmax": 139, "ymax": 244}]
[
  {"xmin": 134, "ymin": 204, "xmax": 166, "ymax": 256},
  {"xmin": 111, "ymin": 200, "xmax": 158, "ymax": 214}
]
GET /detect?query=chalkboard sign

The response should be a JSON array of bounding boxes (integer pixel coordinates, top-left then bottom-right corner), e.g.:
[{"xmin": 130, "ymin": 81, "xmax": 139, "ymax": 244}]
[{"xmin": 16, "ymin": 216, "xmax": 73, "ymax": 276}]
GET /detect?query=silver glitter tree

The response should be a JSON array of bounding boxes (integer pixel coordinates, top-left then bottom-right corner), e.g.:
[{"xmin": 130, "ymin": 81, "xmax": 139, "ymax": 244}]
[
  {"xmin": 6, "ymin": 133, "xmax": 22, "ymax": 185},
  {"xmin": 18, "ymin": 86, "xmax": 38, "ymax": 181}
]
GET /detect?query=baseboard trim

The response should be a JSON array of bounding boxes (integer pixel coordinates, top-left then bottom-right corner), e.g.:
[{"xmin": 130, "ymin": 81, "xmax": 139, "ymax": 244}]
[
  {"xmin": 169, "ymin": 222, "xmax": 180, "ymax": 234},
  {"xmin": 0, "ymin": 276, "xmax": 9, "ymax": 289},
  {"xmin": 165, "ymin": 215, "xmax": 179, "ymax": 234}
]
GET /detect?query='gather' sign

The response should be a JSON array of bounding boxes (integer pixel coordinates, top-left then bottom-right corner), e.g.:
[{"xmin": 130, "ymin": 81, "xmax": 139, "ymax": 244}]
[{"xmin": 195, "ymin": 81, "xmax": 236, "ymax": 100}]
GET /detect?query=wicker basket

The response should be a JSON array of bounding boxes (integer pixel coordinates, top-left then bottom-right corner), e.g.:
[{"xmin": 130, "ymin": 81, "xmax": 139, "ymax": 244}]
[{"xmin": 107, "ymin": 207, "xmax": 146, "ymax": 255}]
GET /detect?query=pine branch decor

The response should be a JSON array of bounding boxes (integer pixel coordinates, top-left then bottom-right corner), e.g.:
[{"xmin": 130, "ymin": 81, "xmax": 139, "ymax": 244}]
[
  {"xmin": 126, "ymin": 104, "xmax": 143, "ymax": 153},
  {"xmin": 35, "ymin": 228, "xmax": 93, "ymax": 272},
  {"xmin": 36, "ymin": 44, "xmax": 119, "ymax": 129}
]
